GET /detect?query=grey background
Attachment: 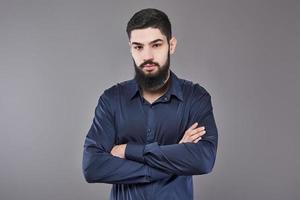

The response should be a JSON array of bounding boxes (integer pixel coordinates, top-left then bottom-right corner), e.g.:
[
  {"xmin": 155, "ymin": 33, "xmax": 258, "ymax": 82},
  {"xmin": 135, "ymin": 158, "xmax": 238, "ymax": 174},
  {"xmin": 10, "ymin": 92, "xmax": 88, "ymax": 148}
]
[{"xmin": 1, "ymin": 0, "xmax": 299, "ymax": 199}]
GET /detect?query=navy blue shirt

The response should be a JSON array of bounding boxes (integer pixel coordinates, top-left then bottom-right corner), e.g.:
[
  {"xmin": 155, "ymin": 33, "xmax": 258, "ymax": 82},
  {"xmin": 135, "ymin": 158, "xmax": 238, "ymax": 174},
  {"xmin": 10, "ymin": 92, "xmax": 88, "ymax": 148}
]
[{"xmin": 82, "ymin": 71, "xmax": 218, "ymax": 200}]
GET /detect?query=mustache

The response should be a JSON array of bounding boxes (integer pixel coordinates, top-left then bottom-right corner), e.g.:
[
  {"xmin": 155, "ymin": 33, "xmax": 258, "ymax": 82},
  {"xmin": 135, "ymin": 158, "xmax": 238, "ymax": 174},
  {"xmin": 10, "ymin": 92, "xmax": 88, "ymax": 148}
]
[{"xmin": 140, "ymin": 60, "xmax": 160, "ymax": 68}]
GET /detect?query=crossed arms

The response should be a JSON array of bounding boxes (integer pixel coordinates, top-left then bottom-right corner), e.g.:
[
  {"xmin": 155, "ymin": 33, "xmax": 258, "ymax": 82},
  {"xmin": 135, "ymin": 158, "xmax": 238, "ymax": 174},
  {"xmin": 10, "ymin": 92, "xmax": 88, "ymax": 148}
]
[{"xmin": 82, "ymin": 89, "xmax": 218, "ymax": 184}]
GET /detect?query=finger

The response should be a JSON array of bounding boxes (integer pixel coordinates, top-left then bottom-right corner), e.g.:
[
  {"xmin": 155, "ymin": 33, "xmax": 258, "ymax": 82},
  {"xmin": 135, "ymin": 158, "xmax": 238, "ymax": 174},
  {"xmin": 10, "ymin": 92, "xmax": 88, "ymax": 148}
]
[
  {"xmin": 196, "ymin": 126, "xmax": 205, "ymax": 131},
  {"xmin": 190, "ymin": 133, "xmax": 200, "ymax": 141},
  {"xmin": 189, "ymin": 127, "xmax": 205, "ymax": 136},
  {"xmin": 194, "ymin": 137, "xmax": 202, "ymax": 143},
  {"xmin": 186, "ymin": 122, "xmax": 198, "ymax": 132},
  {"xmin": 190, "ymin": 130, "xmax": 206, "ymax": 140},
  {"xmin": 199, "ymin": 129, "xmax": 206, "ymax": 136}
]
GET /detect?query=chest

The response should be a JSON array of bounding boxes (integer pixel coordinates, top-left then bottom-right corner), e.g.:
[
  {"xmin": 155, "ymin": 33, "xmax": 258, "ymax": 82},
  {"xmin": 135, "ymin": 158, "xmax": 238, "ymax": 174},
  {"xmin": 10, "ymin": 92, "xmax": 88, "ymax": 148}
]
[{"xmin": 114, "ymin": 97, "xmax": 190, "ymax": 145}]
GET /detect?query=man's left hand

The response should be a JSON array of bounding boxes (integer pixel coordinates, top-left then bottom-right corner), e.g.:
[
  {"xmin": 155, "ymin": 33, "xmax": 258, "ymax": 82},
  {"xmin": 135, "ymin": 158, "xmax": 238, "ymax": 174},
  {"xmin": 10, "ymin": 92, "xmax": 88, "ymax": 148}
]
[{"xmin": 111, "ymin": 144, "xmax": 127, "ymax": 159}]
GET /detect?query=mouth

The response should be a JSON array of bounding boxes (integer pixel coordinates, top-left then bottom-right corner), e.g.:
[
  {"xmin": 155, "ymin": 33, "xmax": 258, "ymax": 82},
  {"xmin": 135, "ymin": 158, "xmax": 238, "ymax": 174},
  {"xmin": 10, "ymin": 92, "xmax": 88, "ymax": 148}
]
[{"xmin": 143, "ymin": 64, "xmax": 157, "ymax": 72}]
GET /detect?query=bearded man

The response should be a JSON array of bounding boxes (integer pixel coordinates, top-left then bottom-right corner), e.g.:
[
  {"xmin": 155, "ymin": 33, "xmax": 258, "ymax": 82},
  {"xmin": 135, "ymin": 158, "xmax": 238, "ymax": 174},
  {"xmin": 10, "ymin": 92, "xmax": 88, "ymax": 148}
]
[{"xmin": 82, "ymin": 8, "xmax": 218, "ymax": 200}]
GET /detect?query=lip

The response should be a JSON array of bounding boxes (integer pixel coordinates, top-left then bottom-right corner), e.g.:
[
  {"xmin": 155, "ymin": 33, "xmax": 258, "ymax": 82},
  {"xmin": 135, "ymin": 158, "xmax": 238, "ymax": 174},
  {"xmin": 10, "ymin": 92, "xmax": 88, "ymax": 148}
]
[
  {"xmin": 144, "ymin": 64, "xmax": 155, "ymax": 67},
  {"xmin": 143, "ymin": 64, "xmax": 156, "ymax": 71}
]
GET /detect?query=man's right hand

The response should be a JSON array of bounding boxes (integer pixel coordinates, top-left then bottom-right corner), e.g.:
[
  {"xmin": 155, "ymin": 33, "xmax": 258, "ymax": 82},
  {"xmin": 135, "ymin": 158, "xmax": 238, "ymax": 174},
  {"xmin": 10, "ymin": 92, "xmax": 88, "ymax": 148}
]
[{"xmin": 179, "ymin": 122, "xmax": 206, "ymax": 144}]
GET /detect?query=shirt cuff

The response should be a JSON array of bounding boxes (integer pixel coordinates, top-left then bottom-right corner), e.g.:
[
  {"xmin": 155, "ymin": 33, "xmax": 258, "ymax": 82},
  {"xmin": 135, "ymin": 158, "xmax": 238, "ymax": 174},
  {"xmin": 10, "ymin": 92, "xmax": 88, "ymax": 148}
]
[{"xmin": 125, "ymin": 143, "xmax": 145, "ymax": 163}]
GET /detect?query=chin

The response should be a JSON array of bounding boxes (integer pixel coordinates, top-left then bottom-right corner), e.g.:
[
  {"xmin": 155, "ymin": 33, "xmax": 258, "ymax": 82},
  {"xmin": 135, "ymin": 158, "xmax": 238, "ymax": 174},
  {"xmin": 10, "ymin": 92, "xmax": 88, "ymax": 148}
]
[{"xmin": 143, "ymin": 68, "xmax": 159, "ymax": 76}]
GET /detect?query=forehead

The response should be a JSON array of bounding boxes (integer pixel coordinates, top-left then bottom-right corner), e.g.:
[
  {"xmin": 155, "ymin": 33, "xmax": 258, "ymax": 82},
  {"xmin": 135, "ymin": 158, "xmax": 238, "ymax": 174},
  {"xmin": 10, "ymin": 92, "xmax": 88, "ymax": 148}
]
[{"xmin": 130, "ymin": 27, "xmax": 167, "ymax": 44}]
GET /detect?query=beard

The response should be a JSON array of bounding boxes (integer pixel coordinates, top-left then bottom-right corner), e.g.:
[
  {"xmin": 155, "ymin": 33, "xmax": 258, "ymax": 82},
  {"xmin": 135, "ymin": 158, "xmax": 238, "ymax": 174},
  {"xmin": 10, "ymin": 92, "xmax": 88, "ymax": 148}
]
[{"xmin": 134, "ymin": 53, "xmax": 170, "ymax": 91}]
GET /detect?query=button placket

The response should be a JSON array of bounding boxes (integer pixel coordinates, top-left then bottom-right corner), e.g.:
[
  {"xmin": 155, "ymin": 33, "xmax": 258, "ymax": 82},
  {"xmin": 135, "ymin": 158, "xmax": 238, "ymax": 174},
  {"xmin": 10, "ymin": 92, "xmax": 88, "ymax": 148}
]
[
  {"xmin": 146, "ymin": 105, "xmax": 155, "ymax": 143},
  {"xmin": 147, "ymin": 128, "xmax": 151, "ymax": 135}
]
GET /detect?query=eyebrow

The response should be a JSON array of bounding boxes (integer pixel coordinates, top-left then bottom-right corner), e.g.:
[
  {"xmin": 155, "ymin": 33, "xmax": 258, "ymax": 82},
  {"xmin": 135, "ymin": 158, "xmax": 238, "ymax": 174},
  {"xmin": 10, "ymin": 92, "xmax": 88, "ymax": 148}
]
[{"xmin": 131, "ymin": 39, "xmax": 164, "ymax": 46}]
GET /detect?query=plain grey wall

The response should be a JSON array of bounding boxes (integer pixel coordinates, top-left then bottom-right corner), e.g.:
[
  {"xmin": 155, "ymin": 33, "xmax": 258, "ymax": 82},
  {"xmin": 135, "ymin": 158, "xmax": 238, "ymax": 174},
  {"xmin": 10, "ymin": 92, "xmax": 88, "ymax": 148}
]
[{"xmin": 1, "ymin": 0, "xmax": 299, "ymax": 199}]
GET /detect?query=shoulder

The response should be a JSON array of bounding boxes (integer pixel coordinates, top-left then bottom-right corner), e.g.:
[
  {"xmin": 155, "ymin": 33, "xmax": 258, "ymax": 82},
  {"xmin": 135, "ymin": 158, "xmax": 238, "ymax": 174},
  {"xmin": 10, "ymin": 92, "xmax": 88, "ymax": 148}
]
[
  {"xmin": 177, "ymin": 77, "xmax": 213, "ymax": 115},
  {"xmin": 178, "ymin": 77, "xmax": 210, "ymax": 101},
  {"xmin": 100, "ymin": 79, "xmax": 135, "ymax": 100}
]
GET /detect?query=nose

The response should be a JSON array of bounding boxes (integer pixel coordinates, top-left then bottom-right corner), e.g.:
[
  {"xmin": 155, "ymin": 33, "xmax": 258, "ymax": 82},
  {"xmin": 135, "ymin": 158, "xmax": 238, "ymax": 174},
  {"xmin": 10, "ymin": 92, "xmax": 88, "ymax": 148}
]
[{"xmin": 142, "ymin": 47, "xmax": 154, "ymax": 61}]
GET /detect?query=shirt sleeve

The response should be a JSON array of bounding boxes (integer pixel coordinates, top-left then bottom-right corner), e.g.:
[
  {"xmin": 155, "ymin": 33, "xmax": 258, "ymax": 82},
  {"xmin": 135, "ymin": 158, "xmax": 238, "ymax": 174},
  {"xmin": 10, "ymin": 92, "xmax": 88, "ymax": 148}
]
[
  {"xmin": 82, "ymin": 90, "xmax": 171, "ymax": 184},
  {"xmin": 125, "ymin": 89, "xmax": 218, "ymax": 176}
]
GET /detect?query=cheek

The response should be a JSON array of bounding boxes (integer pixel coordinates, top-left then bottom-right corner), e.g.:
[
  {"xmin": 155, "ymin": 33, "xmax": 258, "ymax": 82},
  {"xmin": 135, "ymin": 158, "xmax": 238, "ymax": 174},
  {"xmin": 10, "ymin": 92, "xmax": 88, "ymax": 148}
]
[
  {"xmin": 156, "ymin": 51, "xmax": 169, "ymax": 64},
  {"xmin": 132, "ymin": 53, "xmax": 142, "ymax": 65}
]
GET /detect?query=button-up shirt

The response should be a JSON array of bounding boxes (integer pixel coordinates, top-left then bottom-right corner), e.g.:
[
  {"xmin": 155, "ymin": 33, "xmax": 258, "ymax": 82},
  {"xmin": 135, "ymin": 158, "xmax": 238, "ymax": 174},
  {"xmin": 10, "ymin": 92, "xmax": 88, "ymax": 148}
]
[{"xmin": 82, "ymin": 71, "xmax": 218, "ymax": 200}]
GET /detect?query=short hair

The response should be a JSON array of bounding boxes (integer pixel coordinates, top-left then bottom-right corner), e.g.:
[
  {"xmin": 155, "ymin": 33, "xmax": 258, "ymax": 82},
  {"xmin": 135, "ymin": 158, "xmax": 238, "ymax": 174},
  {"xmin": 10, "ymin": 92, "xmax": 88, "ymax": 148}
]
[{"xmin": 126, "ymin": 8, "xmax": 172, "ymax": 41}]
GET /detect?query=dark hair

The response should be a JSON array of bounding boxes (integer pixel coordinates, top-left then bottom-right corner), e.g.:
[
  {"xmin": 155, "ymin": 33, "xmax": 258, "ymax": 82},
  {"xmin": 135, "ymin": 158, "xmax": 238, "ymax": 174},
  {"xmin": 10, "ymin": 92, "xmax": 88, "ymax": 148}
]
[{"xmin": 126, "ymin": 8, "xmax": 172, "ymax": 41}]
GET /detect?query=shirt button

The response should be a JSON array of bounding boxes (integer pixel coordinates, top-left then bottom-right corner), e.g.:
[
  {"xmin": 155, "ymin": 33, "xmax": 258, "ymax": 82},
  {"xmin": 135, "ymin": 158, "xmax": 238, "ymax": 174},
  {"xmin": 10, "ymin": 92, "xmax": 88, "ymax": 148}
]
[
  {"xmin": 164, "ymin": 96, "xmax": 168, "ymax": 101},
  {"xmin": 147, "ymin": 128, "xmax": 151, "ymax": 135}
]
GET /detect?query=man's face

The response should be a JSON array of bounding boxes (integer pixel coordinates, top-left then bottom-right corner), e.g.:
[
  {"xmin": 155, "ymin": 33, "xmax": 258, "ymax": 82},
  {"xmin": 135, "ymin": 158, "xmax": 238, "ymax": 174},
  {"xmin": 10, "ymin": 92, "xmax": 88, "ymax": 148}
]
[{"xmin": 129, "ymin": 27, "xmax": 177, "ymax": 90}]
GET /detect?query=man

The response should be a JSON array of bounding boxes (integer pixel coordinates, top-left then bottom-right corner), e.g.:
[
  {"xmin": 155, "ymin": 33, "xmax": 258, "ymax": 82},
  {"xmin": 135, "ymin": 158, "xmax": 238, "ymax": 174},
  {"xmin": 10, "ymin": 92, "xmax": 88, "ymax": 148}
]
[{"xmin": 82, "ymin": 8, "xmax": 218, "ymax": 200}]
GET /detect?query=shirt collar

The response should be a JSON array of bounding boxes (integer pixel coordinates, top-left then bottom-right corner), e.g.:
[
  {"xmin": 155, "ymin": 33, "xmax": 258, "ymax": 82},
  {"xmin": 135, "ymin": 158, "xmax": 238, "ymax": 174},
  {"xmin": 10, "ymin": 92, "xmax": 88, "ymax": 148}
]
[{"xmin": 128, "ymin": 70, "xmax": 183, "ymax": 101}]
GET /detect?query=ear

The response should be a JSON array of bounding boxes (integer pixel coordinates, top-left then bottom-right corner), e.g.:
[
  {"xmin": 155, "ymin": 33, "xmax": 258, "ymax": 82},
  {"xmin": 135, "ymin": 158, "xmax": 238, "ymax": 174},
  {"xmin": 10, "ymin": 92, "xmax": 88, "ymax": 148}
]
[
  {"xmin": 128, "ymin": 41, "xmax": 132, "ymax": 53},
  {"xmin": 169, "ymin": 37, "xmax": 177, "ymax": 55}
]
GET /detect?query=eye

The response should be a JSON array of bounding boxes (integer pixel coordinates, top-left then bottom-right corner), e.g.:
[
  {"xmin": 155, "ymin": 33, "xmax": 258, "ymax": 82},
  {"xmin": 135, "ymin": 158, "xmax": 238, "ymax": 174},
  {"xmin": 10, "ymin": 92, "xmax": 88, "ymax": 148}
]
[
  {"xmin": 153, "ymin": 43, "xmax": 162, "ymax": 48},
  {"xmin": 133, "ymin": 45, "xmax": 143, "ymax": 50}
]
